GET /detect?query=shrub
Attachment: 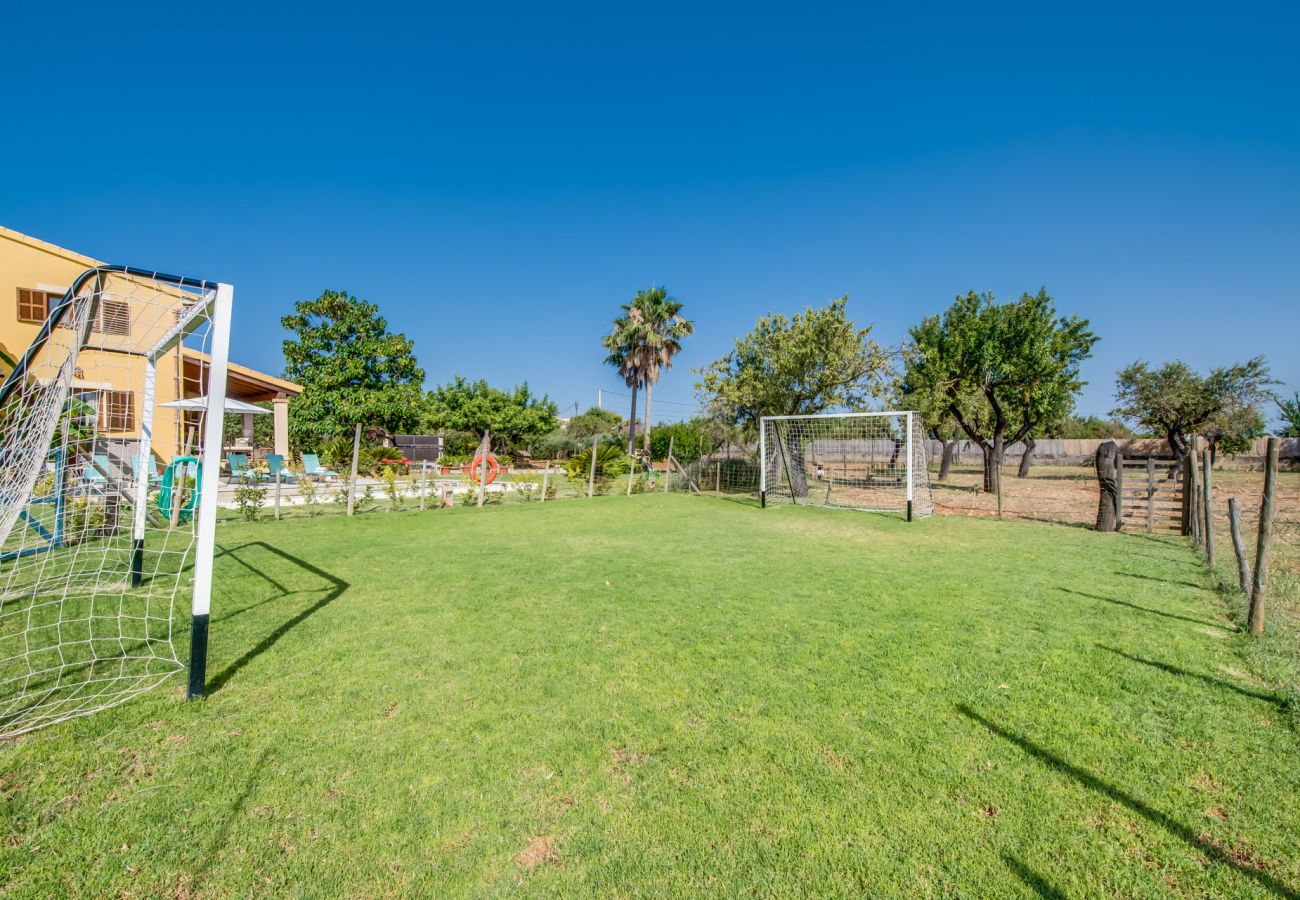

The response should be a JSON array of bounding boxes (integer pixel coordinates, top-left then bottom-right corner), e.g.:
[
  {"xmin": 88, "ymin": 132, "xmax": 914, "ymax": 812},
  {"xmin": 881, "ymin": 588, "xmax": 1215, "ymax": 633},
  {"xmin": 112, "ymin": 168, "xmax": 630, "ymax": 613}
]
[
  {"xmin": 565, "ymin": 444, "xmax": 633, "ymax": 481},
  {"xmin": 298, "ymin": 476, "xmax": 321, "ymax": 515},
  {"xmin": 381, "ymin": 466, "xmax": 403, "ymax": 511},
  {"xmin": 649, "ymin": 423, "xmax": 706, "ymax": 463},
  {"xmin": 234, "ymin": 474, "xmax": 267, "ymax": 522}
]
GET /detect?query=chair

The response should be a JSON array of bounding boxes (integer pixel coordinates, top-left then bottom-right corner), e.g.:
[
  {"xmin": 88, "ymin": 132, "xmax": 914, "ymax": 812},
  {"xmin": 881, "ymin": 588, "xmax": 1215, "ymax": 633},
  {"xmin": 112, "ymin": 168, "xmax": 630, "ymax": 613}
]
[
  {"xmin": 226, "ymin": 452, "xmax": 255, "ymax": 484},
  {"xmin": 301, "ymin": 453, "xmax": 338, "ymax": 481},
  {"xmin": 265, "ymin": 454, "xmax": 296, "ymax": 481},
  {"xmin": 83, "ymin": 454, "xmax": 111, "ymax": 485},
  {"xmin": 132, "ymin": 453, "xmax": 163, "ymax": 487}
]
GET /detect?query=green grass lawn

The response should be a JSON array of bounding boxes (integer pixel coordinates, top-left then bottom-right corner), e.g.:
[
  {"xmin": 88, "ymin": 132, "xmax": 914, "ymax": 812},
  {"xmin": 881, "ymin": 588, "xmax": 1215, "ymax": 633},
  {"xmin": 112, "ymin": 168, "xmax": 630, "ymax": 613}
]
[{"xmin": 2, "ymin": 494, "xmax": 1298, "ymax": 897}]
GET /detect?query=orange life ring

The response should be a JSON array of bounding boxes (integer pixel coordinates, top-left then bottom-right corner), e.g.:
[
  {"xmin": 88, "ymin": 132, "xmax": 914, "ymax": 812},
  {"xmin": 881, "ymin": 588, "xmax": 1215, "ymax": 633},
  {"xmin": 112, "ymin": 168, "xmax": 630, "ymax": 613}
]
[{"xmin": 461, "ymin": 453, "xmax": 501, "ymax": 485}]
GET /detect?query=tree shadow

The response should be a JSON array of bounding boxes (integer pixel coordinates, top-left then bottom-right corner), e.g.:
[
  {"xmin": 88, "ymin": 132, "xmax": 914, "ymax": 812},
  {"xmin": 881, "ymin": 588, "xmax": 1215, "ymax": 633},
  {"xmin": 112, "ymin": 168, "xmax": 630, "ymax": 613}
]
[
  {"xmin": 1057, "ymin": 588, "xmax": 1227, "ymax": 630},
  {"xmin": 1002, "ymin": 853, "xmax": 1068, "ymax": 899},
  {"xmin": 206, "ymin": 541, "xmax": 349, "ymax": 695},
  {"xmin": 957, "ymin": 704, "xmax": 1298, "ymax": 898},
  {"xmin": 1096, "ymin": 645, "xmax": 1281, "ymax": 706},
  {"xmin": 1114, "ymin": 570, "xmax": 1204, "ymax": 590}
]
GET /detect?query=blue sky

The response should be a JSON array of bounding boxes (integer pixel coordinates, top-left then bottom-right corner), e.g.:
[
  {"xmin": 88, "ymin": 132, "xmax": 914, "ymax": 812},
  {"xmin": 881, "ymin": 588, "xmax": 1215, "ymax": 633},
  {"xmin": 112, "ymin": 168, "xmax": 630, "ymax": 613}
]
[{"xmin": 4, "ymin": 2, "xmax": 1298, "ymax": 425}]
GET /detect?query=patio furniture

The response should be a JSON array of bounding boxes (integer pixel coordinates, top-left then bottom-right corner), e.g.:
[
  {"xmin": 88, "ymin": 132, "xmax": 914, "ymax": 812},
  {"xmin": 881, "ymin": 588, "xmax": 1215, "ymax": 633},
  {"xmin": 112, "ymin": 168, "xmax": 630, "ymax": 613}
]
[
  {"xmin": 265, "ymin": 454, "xmax": 296, "ymax": 482},
  {"xmin": 226, "ymin": 452, "xmax": 256, "ymax": 484},
  {"xmin": 302, "ymin": 453, "xmax": 338, "ymax": 481},
  {"xmin": 132, "ymin": 453, "xmax": 163, "ymax": 487}
]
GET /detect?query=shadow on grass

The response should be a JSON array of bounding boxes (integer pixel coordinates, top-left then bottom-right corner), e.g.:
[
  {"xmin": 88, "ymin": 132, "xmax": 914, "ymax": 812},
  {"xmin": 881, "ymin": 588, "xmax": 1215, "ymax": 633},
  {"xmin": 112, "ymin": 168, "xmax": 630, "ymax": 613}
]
[
  {"xmin": 1002, "ymin": 853, "xmax": 1067, "ymax": 899},
  {"xmin": 192, "ymin": 745, "xmax": 273, "ymax": 885},
  {"xmin": 958, "ymin": 704, "xmax": 1298, "ymax": 899},
  {"xmin": 1057, "ymin": 588, "xmax": 1227, "ymax": 629},
  {"xmin": 1114, "ymin": 570, "xmax": 1204, "ymax": 590},
  {"xmin": 1096, "ymin": 644, "xmax": 1281, "ymax": 706},
  {"xmin": 207, "ymin": 542, "xmax": 349, "ymax": 695}
]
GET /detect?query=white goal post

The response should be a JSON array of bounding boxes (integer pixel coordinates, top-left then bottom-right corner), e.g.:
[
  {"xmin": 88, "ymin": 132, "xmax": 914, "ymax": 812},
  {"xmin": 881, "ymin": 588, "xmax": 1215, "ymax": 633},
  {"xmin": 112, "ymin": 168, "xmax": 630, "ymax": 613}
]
[
  {"xmin": 759, "ymin": 411, "xmax": 934, "ymax": 520},
  {"xmin": 0, "ymin": 266, "xmax": 232, "ymax": 738}
]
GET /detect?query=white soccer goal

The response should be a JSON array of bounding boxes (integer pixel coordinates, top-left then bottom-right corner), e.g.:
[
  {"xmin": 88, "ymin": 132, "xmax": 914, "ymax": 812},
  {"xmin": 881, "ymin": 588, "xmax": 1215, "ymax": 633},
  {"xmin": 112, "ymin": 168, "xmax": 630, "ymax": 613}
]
[
  {"xmin": 0, "ymin": 266, "xmax": 232, "ymax": 739},
  {"xmin": 760, "ymin": 411, "xmax": 934, "ymax": 519}
]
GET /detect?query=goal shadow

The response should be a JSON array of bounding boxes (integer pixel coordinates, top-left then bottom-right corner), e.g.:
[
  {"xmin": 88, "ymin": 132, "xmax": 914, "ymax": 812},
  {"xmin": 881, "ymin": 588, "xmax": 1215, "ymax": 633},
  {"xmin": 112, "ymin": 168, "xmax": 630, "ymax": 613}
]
[{"xmin": 205, "ymin": 541, "xmax": 349, "ymax": 695}]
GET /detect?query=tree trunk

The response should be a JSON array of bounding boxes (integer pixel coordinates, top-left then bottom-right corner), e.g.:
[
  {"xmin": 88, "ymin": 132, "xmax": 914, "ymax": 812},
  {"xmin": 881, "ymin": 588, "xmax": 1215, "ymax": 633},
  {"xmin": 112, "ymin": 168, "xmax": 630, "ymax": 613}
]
[
  {"xmin": 1017, "ymin": 438, "xmax": 1036, "ymax": 477},
  {"xmin": 981, "ymin": 435, "xmax": 1003, "ymax": 494},
  {"xmin": 642, "ymin": 380, "xmax": 652, "ymax": 453},
  {"xmin": 784, "ymin": 432, "xmax": 810, "ymax": 497},
  {"xmin": 626, "ymin": 382, "xmax": 638, "ymax": 454},
  {"xmin": 1095, "ymin": 440, "xmax": 1121, "ymax": 532},
  {"xmin": 938, "ymin": 439, "xmax": 956, "ymax": 481}
]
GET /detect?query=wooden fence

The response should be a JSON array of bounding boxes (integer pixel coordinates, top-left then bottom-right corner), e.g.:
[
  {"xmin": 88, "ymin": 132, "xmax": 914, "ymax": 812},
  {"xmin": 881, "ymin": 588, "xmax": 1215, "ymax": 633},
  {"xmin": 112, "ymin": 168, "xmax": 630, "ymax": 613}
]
[{"xmin": 1118, "ymin": 457, "xmax": 1189, "ymax": 535}]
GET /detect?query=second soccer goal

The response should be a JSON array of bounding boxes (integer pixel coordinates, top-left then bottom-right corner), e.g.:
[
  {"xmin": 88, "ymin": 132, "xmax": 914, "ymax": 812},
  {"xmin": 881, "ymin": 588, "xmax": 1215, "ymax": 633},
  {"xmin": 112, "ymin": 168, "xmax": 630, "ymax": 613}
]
[{"xmin": 759, "ymin": 412, "xmax": 934, "ymax": 519}]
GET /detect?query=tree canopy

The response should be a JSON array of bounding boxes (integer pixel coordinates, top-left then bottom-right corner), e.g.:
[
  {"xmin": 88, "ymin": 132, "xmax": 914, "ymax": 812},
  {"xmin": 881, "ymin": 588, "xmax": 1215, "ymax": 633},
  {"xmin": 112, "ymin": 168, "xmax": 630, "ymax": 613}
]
[
  {"xmin": 1056, "ymin": 414, "xmax": 1135, "ymax": 440},
  {"xmin": 903, "ymin": 289, "xmax": 1097, "ymax": 492},
  {"xmin": 281, "ymin": 290, "xmax": 425, "ymax": 447},
  {"xmin": 422, "ymin": 377, "xmax": 559, "ymax": 454},
  {"xmin": 565, "ymin": 406, "xmax": 623, "ymax": 442},
  {"xmin": 1278, "ymin": 393, "xmax": 1300, "ymax": 438},
  {"xmin": 1111, "ymin": 357, "xmax": 1275, "ymax": 458},
  {"xmin": 694, "ymin": 296, "xmax": 888, "ymax": 427}
]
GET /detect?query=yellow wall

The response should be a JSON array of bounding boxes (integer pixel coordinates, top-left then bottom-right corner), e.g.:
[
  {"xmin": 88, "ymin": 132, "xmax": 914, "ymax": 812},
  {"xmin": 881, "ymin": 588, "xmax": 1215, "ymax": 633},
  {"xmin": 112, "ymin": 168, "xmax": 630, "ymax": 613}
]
[{"xmin": 1, "ymin": 229, "xmax": 197, "ymax": 460}]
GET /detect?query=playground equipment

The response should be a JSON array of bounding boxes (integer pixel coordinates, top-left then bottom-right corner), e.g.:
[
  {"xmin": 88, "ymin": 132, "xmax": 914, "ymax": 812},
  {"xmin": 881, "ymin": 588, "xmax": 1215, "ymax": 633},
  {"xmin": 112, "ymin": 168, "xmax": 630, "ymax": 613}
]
[
  {"xmin": 157, "ymin": 456, "xmax": 201, "ymax": 523},
  {"xmin": 0, "ymin": 448, "xmax": 65, "ymax": 562}
]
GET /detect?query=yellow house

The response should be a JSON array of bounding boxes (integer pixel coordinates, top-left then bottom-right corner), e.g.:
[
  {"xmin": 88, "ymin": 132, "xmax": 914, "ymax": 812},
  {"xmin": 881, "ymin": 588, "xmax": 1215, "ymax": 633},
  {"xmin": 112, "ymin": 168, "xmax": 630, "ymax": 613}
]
[{"xmin": 0, "ymin": 225, "xmax": 300, "ymax": 464}]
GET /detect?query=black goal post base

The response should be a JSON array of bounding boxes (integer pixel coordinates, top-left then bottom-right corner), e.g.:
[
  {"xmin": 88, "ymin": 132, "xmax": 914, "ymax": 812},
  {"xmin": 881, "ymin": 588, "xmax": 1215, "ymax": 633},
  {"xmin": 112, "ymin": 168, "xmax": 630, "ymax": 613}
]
[
  {"xmin": 907, "ymin": 500, "xmax": 913, "ymax": 522},
  {"xmin": 760, "ymin": 490, "xmax": 766, "ymax": 508},
  {"xmin": 130, "ymin": 538, "xmax": 144, "ymax": 588},
  {"xmin": 187, "ymin": 613, "xmax": 209, "ymax": 700}
]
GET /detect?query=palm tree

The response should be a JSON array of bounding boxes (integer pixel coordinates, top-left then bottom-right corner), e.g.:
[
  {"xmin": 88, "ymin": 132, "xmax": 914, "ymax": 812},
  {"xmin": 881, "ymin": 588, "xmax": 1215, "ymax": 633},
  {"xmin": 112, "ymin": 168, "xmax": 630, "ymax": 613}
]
[
  {"xmin": 602, "ymin": 307, "xmax": 648, "ymax": 453},
  {"xmin": 602, "ymin": 288, "xmax": 694, "ymax": 455},
  {"xmin": 628, "ymin": 288, "xmax": 693, "ymax": 452}
]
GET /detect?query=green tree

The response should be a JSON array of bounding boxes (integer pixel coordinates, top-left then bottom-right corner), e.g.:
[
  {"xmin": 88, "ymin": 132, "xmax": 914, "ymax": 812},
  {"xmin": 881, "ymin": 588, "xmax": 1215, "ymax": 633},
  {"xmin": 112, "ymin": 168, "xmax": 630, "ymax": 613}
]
[
  {"xmin": 1203, "ymin": 405, "xmax": 1266, "ymax": 464},
  {"xmin": 422, "ymin": 377, "xmax": 559, "ymax": 455},
  {"xmin": 281, "ymin": 290, "xmax": 425, "ymax": 447},
  {"xmin": 1111, "ymin": 357, "xmax": 1275, "ymax": 459},
  {"xmin": 566, "ymin": 406, "xmax": 623, "ymax": 442},
  {"xmin": 1278, "ymin": 392, "xmax": 1300, "ymax": 438},
  {"xmin": 904, "ymin": 289, "xmax": 1098, "ymax": 494},
  {"xmin": 1057, "ymin": 415, "xmax": 1135, "ymax": 439},
  {"xmin": 696, "ymin": 296, "xmax": 888, "ymax": 496}
]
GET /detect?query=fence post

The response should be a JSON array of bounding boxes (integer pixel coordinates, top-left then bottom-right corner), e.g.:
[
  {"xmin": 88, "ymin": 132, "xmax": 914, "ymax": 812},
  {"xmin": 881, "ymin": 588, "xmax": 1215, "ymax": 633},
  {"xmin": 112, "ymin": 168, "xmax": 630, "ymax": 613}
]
[
  {"xmin": 1202, "ymin": 447, "xmax": 1214, "ymax": 566},
  {"xmin": 715, "ymin": 459, "xmax": 722, "ymax": 496},
  {"xmin": 274, "ymin": 469, "xmax": 282, "ymax": 521},
  {"xmin": 419, "ymin": 460, "xmax": 428, "ymax": 511},
  {"xmin": 477, "ymin": 432, "xmax": 490, "ymax": 509},
  {"xmin": 1247, "ymin": 438, "xmax": 1279, "ymax": 636},
  {"xmin": 1144, "ymin": 456, "xmax": 1155, "ymax": 533},
  {"xmin": 346, "ymin": 422, "xmax": 361, "ymax": 517},
  {"xmin": 1186, "ymin": 449, "xmax": 1201, "ymax": 546},
  {"xmin": 1180, "ymin": 456, "xmax": 1192, "ymax": 535},
  {"xmin": 541, "ymin": 465, "xmax": 549, "ymax": 503},
  {"xmin": 587, "ymin": 435, "xmax": 597, "ymax": 498},
  {"xmin": 1228, "ymin": 497, "xmax": 1251, "ymax": 598}
]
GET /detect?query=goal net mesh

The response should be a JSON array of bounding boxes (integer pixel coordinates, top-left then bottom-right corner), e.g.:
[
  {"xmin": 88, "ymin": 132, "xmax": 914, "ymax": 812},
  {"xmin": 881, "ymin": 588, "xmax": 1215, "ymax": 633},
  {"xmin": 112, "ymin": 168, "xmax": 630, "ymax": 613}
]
[
  {"xmin": 0, "ymin": 269, "xmax": 220, "ymax": 738},
  {"xmin": 761, "ymin": 413, "xmax": 934, "ymax": 516}
]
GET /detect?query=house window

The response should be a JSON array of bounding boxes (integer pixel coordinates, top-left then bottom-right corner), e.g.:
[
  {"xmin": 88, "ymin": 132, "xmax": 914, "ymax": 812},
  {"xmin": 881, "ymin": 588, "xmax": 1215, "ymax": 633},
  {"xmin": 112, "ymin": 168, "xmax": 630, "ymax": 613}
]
[
  {"xmin": 16, "ymin": 288, "xmax": 60, "ymax": 324},
  {"xmin": 98, "ymin": 390, "xmax": 135, "ymax": 432},
  {"xmin": 93, "ymin": 299, "xmax": 131, "ymax": 335}
]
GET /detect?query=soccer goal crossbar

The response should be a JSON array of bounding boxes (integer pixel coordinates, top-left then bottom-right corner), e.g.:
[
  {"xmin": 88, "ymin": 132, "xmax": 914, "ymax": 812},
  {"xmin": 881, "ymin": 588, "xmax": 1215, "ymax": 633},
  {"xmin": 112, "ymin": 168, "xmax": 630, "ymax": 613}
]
[
  {"xmin": 0, "ymin": 266, "xmax": 232, "ymax": 739},
  {"xmin": 759, "ymin": 411, "xmax": 934, "ymax": 520}
]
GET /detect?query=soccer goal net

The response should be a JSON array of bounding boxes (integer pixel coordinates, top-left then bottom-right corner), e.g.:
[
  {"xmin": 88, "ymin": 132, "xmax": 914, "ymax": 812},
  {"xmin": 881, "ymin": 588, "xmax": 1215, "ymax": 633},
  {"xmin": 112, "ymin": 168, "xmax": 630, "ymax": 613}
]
[
  {"xmin": 0, "ymin": 267, "xmax": 232, "ymax": 739},
  {"xmin": 760, "ymin": 412, "xmax": 934, "ymax": 519}
]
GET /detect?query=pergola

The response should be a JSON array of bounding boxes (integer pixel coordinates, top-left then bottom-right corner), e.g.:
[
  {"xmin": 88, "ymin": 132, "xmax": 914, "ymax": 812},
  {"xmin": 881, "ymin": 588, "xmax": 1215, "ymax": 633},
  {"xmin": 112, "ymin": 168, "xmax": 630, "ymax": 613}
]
[{"xmin": 183, "ymin": 350, "xmax": 302, "ymax": 457}]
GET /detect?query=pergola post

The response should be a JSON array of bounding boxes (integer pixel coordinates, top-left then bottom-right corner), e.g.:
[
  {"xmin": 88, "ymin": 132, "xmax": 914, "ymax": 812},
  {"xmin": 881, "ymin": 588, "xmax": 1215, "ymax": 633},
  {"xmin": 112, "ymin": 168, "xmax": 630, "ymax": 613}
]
[{"xmin": 273, "ymin": 392, "xmax": 290, "ymax": 457}]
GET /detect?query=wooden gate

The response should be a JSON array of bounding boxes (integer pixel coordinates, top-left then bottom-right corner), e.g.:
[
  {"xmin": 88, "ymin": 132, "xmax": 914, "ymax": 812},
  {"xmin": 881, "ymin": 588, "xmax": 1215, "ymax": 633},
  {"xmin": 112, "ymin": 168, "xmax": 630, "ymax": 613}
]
[{"xmin": 1119, "ymin": 457, "xmax": 1189, "ymax": 534}]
